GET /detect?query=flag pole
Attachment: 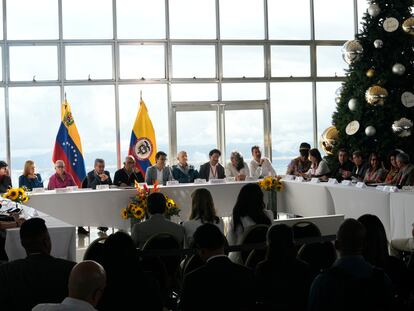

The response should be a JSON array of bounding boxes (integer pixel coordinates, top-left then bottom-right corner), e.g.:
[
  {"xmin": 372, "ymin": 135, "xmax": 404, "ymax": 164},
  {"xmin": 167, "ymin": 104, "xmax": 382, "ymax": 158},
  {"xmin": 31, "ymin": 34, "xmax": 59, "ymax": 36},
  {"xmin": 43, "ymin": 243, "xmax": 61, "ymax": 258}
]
[{"xmin": 140, "ymin": 90, "xmax": 142, "ymax": 102}]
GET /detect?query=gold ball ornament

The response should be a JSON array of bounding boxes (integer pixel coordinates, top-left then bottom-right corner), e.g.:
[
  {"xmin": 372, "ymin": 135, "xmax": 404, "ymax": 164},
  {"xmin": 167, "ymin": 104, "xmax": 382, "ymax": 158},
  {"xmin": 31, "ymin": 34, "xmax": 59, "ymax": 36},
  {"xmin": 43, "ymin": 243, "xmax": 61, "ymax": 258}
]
[
  {"xmin": 365, "ymin": 85, "xmax": 388, "ymax": 105},
  {"xmin": 366, "ymin": 68, "xmax": 375, "ymax": 78},
  {"xmin": 320, "ymin": 126, "xmax": 339, "ymax": 155},
  {"xmin": 402, "ymin": 17, "xmax": 414, "ymax": 35}
]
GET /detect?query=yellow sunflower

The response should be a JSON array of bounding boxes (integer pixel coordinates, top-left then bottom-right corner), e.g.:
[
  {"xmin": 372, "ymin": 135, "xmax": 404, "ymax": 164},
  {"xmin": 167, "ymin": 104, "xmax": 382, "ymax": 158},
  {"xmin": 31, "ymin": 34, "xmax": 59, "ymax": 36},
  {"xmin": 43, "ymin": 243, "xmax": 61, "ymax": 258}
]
[
  {"xmin": 134, "ymin": 207, "xmax": 145, "ymax": 219},
  {"xmin": 120, "ymin": 208, "xmax": 128, "ymax": 220},
  {"xmin": 21, "ymin": 195, "xmax": 29, "ymax": 203},
  {"xmin": 18, "ymin": 188, "xmax": 25, "ymax": 196},
  {"xmin": 8, "ymin": 189, "xmax": 19, "ymax": 201}
]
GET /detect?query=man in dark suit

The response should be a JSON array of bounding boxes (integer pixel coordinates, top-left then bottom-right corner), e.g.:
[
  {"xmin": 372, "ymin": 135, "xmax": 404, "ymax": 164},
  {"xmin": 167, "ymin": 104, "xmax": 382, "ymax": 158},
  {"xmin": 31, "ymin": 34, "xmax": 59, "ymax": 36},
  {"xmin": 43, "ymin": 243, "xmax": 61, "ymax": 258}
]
[
  {"xmin": 0, "ymin": 218, "xmax": 76, "ymax": 311},
  {"xmin": 0, "ymin": 160, "xmax": 12, "ymax": 193},
  {"xmin": 113, "ymin": 155, "xmax": 144, "ymax": 187},
  {"xmin": 199, "ymin": 149, "xmax": 226, "ymax": 181},
  {"xmin": 180, "ymin": 224, "xmax": 256, "ymax": 311},
  {"xmin": 331, "ymin": 148, "xmax": 354, "ymax": 182},
  {"xmin": 86, "ymin": 158, "xmax": 112, "ymax": 189},
  {"xmin": 395, "ymin": 152, "xmax": 414, "ymax": 187}
]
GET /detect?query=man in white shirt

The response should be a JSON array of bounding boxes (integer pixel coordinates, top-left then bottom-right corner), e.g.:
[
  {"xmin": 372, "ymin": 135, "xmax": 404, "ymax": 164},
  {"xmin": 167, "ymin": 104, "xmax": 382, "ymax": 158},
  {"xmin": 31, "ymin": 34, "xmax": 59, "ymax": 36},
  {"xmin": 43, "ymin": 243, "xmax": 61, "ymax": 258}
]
[
  {"xmin": 249, "ymin": 146, "xmax": 276, "ymax": 178},
  {"xmin": 33, "ymin": 260, "xmax": 106, "ymax": 311},
  {"xmin": 145, "ymin": 151, "xmax": 172, "ymax": 185}
]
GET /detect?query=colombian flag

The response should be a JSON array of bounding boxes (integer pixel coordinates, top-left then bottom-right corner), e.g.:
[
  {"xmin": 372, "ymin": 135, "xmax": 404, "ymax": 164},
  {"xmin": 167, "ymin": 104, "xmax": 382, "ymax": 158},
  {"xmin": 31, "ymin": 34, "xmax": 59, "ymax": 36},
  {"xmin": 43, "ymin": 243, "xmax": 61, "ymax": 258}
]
[
  {"xmin": 52, "ymin": 100, "xmax": 86, "ymax": 187},
  {"xmin": 128, "ymin": 99, "xmax": 157, "ymax": 177}
]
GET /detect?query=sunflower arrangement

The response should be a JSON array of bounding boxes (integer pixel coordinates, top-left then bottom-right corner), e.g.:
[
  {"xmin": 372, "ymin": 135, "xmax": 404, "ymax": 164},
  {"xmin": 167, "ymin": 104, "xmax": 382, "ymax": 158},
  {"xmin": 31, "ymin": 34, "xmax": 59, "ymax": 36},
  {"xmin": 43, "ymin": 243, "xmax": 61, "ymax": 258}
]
[
  {"xmin": 258, "ymin": 176, "xmax": 284, "ymax": 192},
  {"xmin": 2, "ymin": 187, "xmax": 29, "ymax": 203},
  {"xmin": 120, "ymin": 181, "xmax": 180, "ymax": 220}
]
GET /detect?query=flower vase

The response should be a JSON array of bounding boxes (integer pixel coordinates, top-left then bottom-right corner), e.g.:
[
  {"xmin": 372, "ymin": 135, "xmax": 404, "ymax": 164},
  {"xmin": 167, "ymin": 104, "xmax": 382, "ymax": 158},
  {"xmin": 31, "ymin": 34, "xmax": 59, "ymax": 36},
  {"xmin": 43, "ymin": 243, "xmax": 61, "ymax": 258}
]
[{"xmin": 267, "ymin": 189, "xmax": 278, "ymax": 219}]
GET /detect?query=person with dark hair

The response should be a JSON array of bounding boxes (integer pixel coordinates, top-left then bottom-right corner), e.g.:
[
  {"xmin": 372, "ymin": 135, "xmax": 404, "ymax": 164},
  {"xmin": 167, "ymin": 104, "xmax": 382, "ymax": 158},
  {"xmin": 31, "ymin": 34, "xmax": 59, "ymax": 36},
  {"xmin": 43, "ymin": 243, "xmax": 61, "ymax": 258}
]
[
  {"xmin": 145, "ymin": 151, "xmax": 172, "ymax": 185},
  {"xmin": 0, "ymin": 218, "xmax": 75, "ymax": 311},
  {"xmin": 363, "ymin": 153, "xmax": 386, "ymax": 184},
  {"xmin": 0, "ymin": 160, "xmax": 12, "ymax": 193},
  {"xmin": 131, "ymin": 192, "xmax": 184, "ymax": 247},
  {"xmin": 86, "ymin": 158, "xmax": 112, "ymax": 189},
  {"xmin": 113, "ymin": 155, "xmax": 144, "ymax": 187},
  {"xmin": 255, "ymin": 224, "xmax": 312, "ymax": 311},
  {"xmin": 358, "ymin": 214, "xmax": 413, "ymax": 305},
  {"xmin": 227, "ymin": 183, "xmax": 273, "ymax": 263},
  {"xmin": 182, "ymin": 188, "xmax": 224, "ymax": 247},
  {"xmin": 180, "ymin": 224, "xmax": 256, "ymax": 311},
  {"xmin": 385, "ymin": 150, "xmax": 400, "ymax": 184},
  {"xmin": 331, "ymin": 149, "xmax": 354, "ymax": 182},
  {"xmin": 198, "ymin": 149, "xmax": 225, "ymax": 181},
  {"xmin": 250, "ymin": 145, "xmax": 277, "ymax": 179},
  {"xmin": 394, "ymin": 153, "xmax": 414, "ymax": 187},
  {"xmin": 225, "ymin": 151, "xmax": 250, "ymax": 181},
  {"xmin": 351, "ymin": 151, "xmax": 367, "ymax": 181},
  {"xmin": 308, "ymin": 218, "xmax": 394, "ymax": 311},
  {"xmin": 304, "ymin": 148, "xmax": 330, "ymax": 179},
  {"xmin": 286, "ymin": 142, "xmax": 312, "ymax": 176},
  {"xmin": 172, "ymin": 151, "xmax": 199, "ymax": 183}
]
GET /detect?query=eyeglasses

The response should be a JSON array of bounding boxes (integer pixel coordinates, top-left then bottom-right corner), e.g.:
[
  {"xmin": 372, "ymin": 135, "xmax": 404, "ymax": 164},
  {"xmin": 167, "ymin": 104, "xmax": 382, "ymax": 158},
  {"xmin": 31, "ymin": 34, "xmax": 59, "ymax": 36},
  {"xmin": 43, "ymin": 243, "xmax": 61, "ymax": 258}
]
[{"xmin": 56, "ymin": 165, "xmax": 64, "ymax": 168}]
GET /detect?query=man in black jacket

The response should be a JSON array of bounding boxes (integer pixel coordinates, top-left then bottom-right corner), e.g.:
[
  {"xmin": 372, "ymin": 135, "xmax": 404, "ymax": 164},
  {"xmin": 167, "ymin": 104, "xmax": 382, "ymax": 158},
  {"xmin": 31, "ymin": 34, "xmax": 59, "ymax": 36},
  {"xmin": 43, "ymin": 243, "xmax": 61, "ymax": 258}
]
[
  {"xmin": 0, "ymin": 218, "xmax": 76, "ymax": 311},
  {"xmin": 86, "ymin": 158, "xmax": 112, "ymax": 189},
  {"xmin": 113, "ymin": 155, "xmax": 144, "ymax": 187},
  {"xmin": 198, "ymin": 149, "xmax": 226, "ymax": 181},
  {"xmin": 0, "ymin": 160, "xmax": 12, "ymax": 193}
]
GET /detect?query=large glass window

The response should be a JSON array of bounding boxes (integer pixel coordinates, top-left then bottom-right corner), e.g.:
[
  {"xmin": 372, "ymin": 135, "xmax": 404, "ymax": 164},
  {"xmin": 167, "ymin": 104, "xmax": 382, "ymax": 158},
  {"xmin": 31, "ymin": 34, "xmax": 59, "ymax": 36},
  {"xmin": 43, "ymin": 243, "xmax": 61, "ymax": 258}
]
[
  {"xmin": 222, "ymin": 46, "xmax": 264, "ymax": 78},
  {"xmin": 0, "ymin": 89, "xmax": 6, "ymax": 162},
  {"xmin": 171, "ymin": 84, "xmax": 218, "ymax": 102},
  {"xmin": 172, "ymin": 45, "xmax": 216, "ymax": 78},
  {"xmin": 222, "ymin": 83, "xmax": 266, "ymax": 101},
  {"xmin": 271, "ymin": 46, "xmax": 310, "ymax": 77},
  {"xmin": 317, "ymin": 46, "xmax": 347, "ymax": 77}
]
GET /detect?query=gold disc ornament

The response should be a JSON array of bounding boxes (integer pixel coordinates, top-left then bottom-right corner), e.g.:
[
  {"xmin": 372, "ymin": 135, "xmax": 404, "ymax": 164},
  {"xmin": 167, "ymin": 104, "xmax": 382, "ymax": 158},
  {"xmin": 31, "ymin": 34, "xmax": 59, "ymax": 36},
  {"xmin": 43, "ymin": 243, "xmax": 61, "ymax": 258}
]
[
  {"xmin": 402, "ymin": 17, "xmax": 414, "ymax": 35},
  {"xmin": 320, "ymin": 126, "xmax": 338, "ymax": 155},
  {"xmin": 365, "ymin": 85, "xmax": 388, "ymax": 105}
]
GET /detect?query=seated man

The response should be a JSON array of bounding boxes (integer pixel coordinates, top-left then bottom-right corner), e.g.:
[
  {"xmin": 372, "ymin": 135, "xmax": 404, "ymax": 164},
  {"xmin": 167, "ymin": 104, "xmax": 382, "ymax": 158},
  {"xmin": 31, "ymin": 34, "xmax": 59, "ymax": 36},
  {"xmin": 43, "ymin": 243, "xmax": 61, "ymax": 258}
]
[
  {"xmin": 113, "ymin": 155, "xmax": 144, "ymax": 187},
  {"xmin": 199, "ymin": 149, "xmax": 225, "ymax": 181},
  {"xmin": 33, "ymin": 260, "xmax": 107, "ymax": 311},
  {"xmin": 86, "ymin": 158, "xmax": 112, "ymax": 189},
  {"xmin": 351, "ymin": 151, "xmax": 367, "ymax": 181},
  {"xmin": 394, "ymin": 152, "xmax": 414, "ymax": 187},
  {"xmin": 180, "ymin": 223, "xmax": 256, "ymax": 311},
  {"xmin": 286, "ymin": 142, "xmax": 312, "ymax": 176},
  {"xmin": 48, "ymin": 160, "xmax": 76, "ymax": 190},
  {"xmin": 172, "ymin": 151, "xmax": 199, "ymax": 183},
  {"xmin": 249, "ymin": 145, "xmax": 276, "ymax": 178},
  {"xmin": 331, "ymin": 148, "xmax": 354, "ymax": 182},
  {"xmin": 0, "ymin": 160, "xmax": 12, "ymax": 193},
  {"xmin": 308, "ymin": 218, "xmax": 394, "ymax": 311},
  {"xmin": 145, "ymin": 151, "xmax": 172, "ymax": 185},
  {"xmin": 0, "ymin": 218, "xmax": 76, "ymax": 311},
  {"xmin": 131, "ymin": 192, "xmax": 184, "ymax": 248}
]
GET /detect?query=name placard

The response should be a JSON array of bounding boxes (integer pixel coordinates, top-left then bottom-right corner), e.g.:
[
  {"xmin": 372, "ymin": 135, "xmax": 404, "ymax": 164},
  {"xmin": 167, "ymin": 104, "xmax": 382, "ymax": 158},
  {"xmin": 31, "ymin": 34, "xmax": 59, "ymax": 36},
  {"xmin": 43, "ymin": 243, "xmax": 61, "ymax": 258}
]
[
  {"xmin": 56, "ymin": 188, "xmax": 70, "ymax": 193},
  {"xmin": 328, "ymin": 178, "xmax": 339, "ymax": 184},
  {"xmin": 295, "ymin": 176, "xmax": 304, "ymax": 183},
  {"xmin": 209, "ymin": 178, "xmax": 226, "ymax": 184},
  {"xmin": 225, "ymin": 177, "xmax": 236, "ymax": 183},
  {"xmin": 166, "ymin": 180, "xmax": 179, "ymax": 186},
  {"xmin": 341, "ymin": 180, "xmax": 352, "ymax": 186},
  {"xmin": 31, "ymin": 187, "xmax": 45, "ymax": 193},
  {"xmin": 66, "ymin": 186, "xmax": 79, "ymax": 191},
  {"xmin": 310, "ymin": 178, "xmax": 320, "ymax": 184},
  {"xmin": 194, "ymin": 179, "xmax": 207, "ymax": 184},
  {"xmin": 96, "ymin": 184, "xmax": 109, "ymax": 190},
  {"xmin": 376, "ymin": 185, "xmax": 385, "ymax": 191},
  {"xmin": 356, "ymin": 182, "xmax": 367, "ymax": 189}
]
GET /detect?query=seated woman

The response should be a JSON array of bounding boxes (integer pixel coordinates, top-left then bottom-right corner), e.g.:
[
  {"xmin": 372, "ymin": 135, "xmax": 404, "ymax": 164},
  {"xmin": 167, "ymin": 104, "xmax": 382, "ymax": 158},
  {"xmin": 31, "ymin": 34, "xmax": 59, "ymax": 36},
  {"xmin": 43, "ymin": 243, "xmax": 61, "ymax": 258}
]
[
  {"xmin": 18, "ymin": 160, "xmax": 44, "ymax": 191},
  {"xmin": 227, "ymin": 183, "xmax": 273, "ymax": 263},
  {"xmin": 182, "ymin": 188, "xmax": 224, "ymax": 247},
  {"xmin": 384, "ymin": 150, "xmax": 400, "ymax": 185},
  {"xmin": 225, "ymin": 151, "xmax": 250, "ymax": 181},
  {"xmin": 363, "ymin": 152, "xmax": 386, "ymax": 184},
  {"xmin": 304, "ymin": 148, "xmax": 330, "ymax": 179}
]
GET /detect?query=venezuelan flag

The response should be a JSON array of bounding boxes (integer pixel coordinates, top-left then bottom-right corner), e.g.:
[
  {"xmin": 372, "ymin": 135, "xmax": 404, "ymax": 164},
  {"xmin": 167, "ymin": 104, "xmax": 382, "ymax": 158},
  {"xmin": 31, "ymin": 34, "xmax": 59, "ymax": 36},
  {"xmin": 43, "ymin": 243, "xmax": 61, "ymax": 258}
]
[
  {"xmin": 128, "ymin": 99, "xmax": 157, "ymax": 177},
  {"xmin": 52, "ymin": 99, "xmax": 86, "ymax": 187}
]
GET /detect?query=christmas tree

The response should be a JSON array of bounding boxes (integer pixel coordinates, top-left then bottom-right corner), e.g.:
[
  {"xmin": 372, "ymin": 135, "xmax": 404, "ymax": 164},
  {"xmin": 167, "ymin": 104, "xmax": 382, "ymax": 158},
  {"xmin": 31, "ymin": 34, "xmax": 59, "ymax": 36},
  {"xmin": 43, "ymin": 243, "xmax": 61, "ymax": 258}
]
[{"xmin": 329, "ymin": 0, "xmax": 414, "ymax": 159}]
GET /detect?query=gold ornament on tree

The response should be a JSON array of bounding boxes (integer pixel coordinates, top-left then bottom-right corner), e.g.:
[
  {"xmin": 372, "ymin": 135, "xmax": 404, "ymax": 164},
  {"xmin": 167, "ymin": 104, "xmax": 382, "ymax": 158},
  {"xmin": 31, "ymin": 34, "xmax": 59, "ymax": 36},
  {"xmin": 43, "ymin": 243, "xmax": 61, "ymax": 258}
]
[
  {"xmin": 320, "ymin": 126, "xmax": 338, "ymax": 155},
  {"xmin": 365, "ymin": 85, "xmax": 388, "ymax": 105},
  {"xmin": 392, "ymin": 118, "xmax": 413, "ymax": 137},
  {"xmin": 366, "ymin": 68, "xmax": 375, "ymax": 78},
  {"xmin": 341, "ymin": 40, "xmax": 363, "ymax": 65},
  {"xmin": 402, "ymin": 17, "xmax": 414, "ymax": 35}
]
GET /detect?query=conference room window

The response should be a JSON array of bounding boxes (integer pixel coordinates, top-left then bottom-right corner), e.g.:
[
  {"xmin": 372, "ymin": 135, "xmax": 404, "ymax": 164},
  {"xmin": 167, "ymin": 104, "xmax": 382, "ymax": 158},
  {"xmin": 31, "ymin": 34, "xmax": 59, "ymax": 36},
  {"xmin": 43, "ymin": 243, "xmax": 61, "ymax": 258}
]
[
  {"xmin": 172, "ymin": 45, "xmax": 216, "ymax": 79},
  {"xmin": 62, "ymin": 0, "xmax": 113, "ymax": 39},
  {"xmin": 222, "ymin": 45, "xmax": 264, "ymax": 78},
  {"xmin": 219, "ymin": 0, "xmax": 265, "ymax": 39},
  {"xmin": 8, "ymin": 87, "xmax": 60, "ymax": 187},
  {"xmin": 171, "ymin": 84, "xmax": 218, "ymax": 102},
  {"xmin": 221, "ymin": 83, "xmax": 266, "ymax": 101},
  {"xmin": 65, "ymin": 45, "xmax": 113, "ymax": 81},
  {"xmin": 270, "ymin": 82, "xmax": 313, "ymax": 173},
  {"xmin": 271, "ymin": 46, "xmax": 311, "ymax": 77},
  {"xmin": 116, "ymin": 0, "xmax": 166, "ymax": 39},
  {"xmin": 119, "ymin": 84, "xmax": 169, "ymax": 160},
  {"xmin": 169, "ymin": 0, "xmax": 216, "ymax": 39},
  {"xmin": 119, "ymin": 45, "xmax": 166, "ymax": 80},
  {"xmin": 9, "ymin": 46, "xmax": 57, "ymax": 82},
  {"xmin": 316, "ymin": 46, "xmax": 347, "ymax": 77},
  {"xmin": 0, "ymin": 89, "xmax": 6, "ymax": 162}
]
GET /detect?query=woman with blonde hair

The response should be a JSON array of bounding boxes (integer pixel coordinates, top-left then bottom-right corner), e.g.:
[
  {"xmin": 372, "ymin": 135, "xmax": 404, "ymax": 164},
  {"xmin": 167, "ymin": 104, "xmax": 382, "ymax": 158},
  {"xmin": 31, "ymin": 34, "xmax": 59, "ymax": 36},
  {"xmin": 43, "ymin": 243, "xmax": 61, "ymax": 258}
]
[
  {"xmin": 18, "ymin": 160, "xmax": 43, "ymax": 190},
  {"xmin": 182, "ymin": 188, "xmax": 224, "ymax": 247}
]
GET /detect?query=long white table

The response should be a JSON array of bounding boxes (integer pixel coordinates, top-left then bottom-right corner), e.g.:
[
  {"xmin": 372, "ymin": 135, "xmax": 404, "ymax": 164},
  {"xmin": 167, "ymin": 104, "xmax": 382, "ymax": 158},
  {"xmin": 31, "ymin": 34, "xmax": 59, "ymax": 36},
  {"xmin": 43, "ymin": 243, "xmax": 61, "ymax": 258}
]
[{"xmin": 390, "ymin": 191, "xmax": 414, "ymax": 239}]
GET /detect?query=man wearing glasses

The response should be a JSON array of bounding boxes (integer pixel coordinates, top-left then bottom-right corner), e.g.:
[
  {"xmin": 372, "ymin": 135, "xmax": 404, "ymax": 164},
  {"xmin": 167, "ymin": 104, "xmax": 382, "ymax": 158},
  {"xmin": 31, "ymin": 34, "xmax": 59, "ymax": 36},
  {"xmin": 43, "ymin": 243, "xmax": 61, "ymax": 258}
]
[
  {"xmin": 47, "ymin": 160, "xmax": 76, "ymax": 190},
  {"xmin": 86, "ymin": 158, "xmax": 112, "ymax": 189},
  {"xmin": 113, "ymin": 155, "xmax": 144, "ymax": 187}
]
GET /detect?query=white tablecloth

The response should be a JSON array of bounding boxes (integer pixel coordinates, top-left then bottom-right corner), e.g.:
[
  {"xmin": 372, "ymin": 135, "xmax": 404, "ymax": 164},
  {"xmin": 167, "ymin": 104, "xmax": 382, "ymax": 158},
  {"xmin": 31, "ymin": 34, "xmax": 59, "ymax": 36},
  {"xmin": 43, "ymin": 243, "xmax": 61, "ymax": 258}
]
[
  {"xmin": 5, "ymin": 211, "xmax": 76, "ymax": 261},
  {"xmin": 390, "ymin": 191, "xmax": 414, "ymax": 239}
]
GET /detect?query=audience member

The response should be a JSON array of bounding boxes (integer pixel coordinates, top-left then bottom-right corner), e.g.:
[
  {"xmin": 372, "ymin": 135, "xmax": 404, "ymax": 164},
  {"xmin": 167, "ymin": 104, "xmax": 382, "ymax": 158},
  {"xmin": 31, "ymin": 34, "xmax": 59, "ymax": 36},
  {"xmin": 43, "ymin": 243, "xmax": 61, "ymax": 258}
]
[
  {"xmin": 0, "ymin": 218, "xmax": 75, "ymax": 311},
  {"xmin": 18, "ymin": 160, "xmax": 44, "ymax": 190},
  {"xmin": 249, "ymin": 145, "xmax": 276, "ymax": 179},
  {"xmin": 225, "ymin": 151, "xmax": 250, "ymax": 181},
  {"xmin": 394, "ymin": 152, "xmax": 414, "ymax": 187},
  {"xmin": 131, "ymin": 192, "xmax": 184, "ymax": 248},
  {"xmin": 86, "ymin": 159, "xmax": 112, "ymax": 189},
  {"xmin": 198, "ymin": 149, "xmax": 225, "ymax": 181},
  {"xmin": 363, "ymin": 152, "xmax": 386, "ymax": 184},
  {"xmin": 171, "ymin": 151, "xmax": 199, "ymax": 183},
  {"xmin": 113, "ymin": 155, "xmax": 144, "ymax": 187},
  {"xmin": 331, "ymin": 149, "xmax": 354, "ymax": 182},
  {"xmin": 180, "ymin": 223, "xmax": 256, "ymax": 311},
  {"xmin": 0, "ymin": 160, "xmax": 12, "ymax": 193},
  {"xmin": 182, "ymin": 188, "xmax": 224, "ymax": 247},
  {"xmin": 286, "ymin": 142, "xmax": 312, "ymax": 176},
  {"xmin": 384, "ymin": 150, "xmax": 400, "ymax": 184},
  {"xmin": 308, "ymin": 218, "xmax": 394, "ymax": 311},
  {"xmin": 33, "ymin": 260, "xmax": 106, "ymax": 311},
  {"xmin": 227, "ymin": 183, "xmax": 273, "ymax": 263},
  {"xmin": 255, "ymin": 224, "xmax": 312, "ymax": 311},
  {"xmin": 48, "ymin": 160, "xmax": 76, "ymax": 190},
  {"xmin": 304, "ymin": 148, "xmax": 330, "ymax": 179},
  {"xmin": 145, "ymin": 151, "xmax": 172, "ymax": 185},
  {"xmin": 351, "ymin": 151, "xmax": 367, "ymax": 181}
]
